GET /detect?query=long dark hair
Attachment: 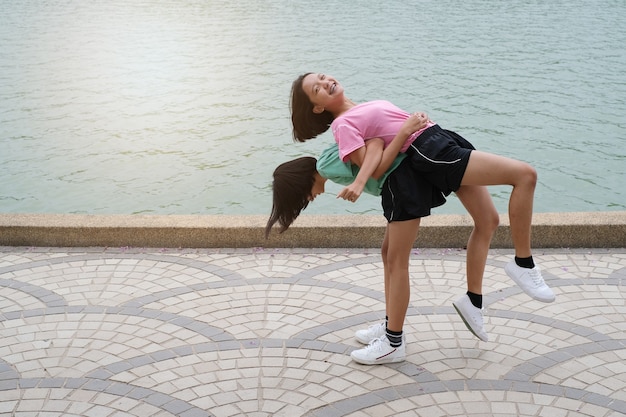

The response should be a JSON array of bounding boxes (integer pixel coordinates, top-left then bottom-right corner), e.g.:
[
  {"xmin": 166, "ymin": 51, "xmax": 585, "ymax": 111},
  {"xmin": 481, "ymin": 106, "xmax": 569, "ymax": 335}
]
[
  {"xmin": 265, "ymin": 157, "xmax": 318, "ymax": 238},
  {"xmin": 290, "ymin": 73, "xmax": 335, "ymax": 142}
]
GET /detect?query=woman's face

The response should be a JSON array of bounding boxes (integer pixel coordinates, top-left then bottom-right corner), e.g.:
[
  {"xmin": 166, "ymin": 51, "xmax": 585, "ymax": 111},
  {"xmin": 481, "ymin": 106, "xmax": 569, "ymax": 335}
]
[
  {"xmin": 301, "ymin": 73, "xmax": 344, "ymax": 113},
  {"xmin": 308, "ymin": 172, "xmax": 326, "ymax": 202}
]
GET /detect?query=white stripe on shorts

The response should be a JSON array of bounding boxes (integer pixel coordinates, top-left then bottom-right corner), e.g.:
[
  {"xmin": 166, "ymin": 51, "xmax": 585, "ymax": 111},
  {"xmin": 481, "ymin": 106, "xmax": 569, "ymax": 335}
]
[{"xmin": 409, "ymin": 143, "xmax": 461, "ymax": 165}]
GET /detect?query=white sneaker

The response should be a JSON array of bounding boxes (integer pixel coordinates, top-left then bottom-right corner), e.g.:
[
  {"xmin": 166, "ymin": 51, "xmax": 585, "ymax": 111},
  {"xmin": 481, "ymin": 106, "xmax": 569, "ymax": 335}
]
[
  {"xmin": 355, "ymin": 322, "xmax": 386, "ymax": 344},
  {"xmin": 350, "ymin": 336, "xmax": 406, "ymax": 365},
  {"xmin": 452, "ymin": 294, "xmax": 488, "ymax": 342},
  {"xmin": 505, "ymin": 261, "xmax": 555, "ymax": 303}
]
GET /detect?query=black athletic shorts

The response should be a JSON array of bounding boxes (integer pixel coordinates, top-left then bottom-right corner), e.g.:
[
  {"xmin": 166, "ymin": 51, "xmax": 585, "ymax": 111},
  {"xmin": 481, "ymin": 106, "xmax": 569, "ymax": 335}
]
[
  {"xmin": 406, "ymin": 125, "xmax": 475, "ymax": 195},
  {"xmin": 380, "ymin": 125, "xmax": 475, "ymax": 223},
  {"xmin": 381, "ymin": 157, "xmax": 446, "ymax": 222}
]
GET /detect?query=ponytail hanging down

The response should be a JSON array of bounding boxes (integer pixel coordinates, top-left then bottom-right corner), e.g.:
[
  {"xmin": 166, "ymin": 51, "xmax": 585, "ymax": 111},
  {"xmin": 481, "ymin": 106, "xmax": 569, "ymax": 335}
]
[{"xmin": 265, "ymin": 157, "xmax": 318, "ymax": 238}]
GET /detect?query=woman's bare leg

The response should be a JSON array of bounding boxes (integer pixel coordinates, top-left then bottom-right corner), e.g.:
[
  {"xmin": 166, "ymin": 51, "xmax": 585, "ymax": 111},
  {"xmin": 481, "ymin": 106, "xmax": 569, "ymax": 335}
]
[
  {"xmin": 355, "ymin": 223, "xmax": 412, "ymax": 344},
  {"xmin": 384, "ymin": 218, "xmax": 420, "ymax": 332},
  {"xmin": 454, "ymin": 185, "xmax": 499, "ymax": 294},
  {"xmin": 381, "ymin": 225, "xmax": 391, "ymax": 309},
  {"xmin": 460, "ymin": 150, "xmax": 536, "ymax": 257},
  {"xmin": 460, "ymin": 150, "xmax": 554, "ymax": 303},
  {"xmin": 449, "ymin": 185, "xmax": 498, "ymax": 341},
  {"xmin": 350, "ymin": 218, "xmax": 420, "ymax": 364}
]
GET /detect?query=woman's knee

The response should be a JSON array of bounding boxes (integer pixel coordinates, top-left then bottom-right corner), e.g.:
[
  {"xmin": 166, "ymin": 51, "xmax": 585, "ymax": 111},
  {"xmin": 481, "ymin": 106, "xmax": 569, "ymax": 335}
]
[
  {"xmin": 385, "ymin": 251, "xmax": 411, "ymax": 276},
  {"xmin": 517, "ymin": 163, "xmax": 537, "ymax": 188},
  {"xmin": 381, "ymin": 231, "xmax": 390, "ymax": 264},
  {"xmin": 381, "ymin": 244, "xmax": 389, "ymax": 266},
  {"xmin": 384, "ymin": 219, "xmax": 420, "ymax": 273},
  {"xmin": 472, "ymin": 206, "xmax": 499, "ymax": 235},
  {"xmin": 483, "ymin": 209, "xmax": 500, "ymax": 233}
]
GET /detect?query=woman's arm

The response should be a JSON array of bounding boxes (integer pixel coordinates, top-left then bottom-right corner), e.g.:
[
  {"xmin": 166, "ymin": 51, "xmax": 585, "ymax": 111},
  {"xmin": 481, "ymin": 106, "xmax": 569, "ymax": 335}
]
[
  {"xmin": 372, "ymin": 111, "xmax": 429, "ymax": 179},
  {"xmin": 336, "ymin": 140, "xmax": 383, "ymax": 202},
  {"xmin": 337, "ymin": 112, "xmax": 429, "ymax": 202}
]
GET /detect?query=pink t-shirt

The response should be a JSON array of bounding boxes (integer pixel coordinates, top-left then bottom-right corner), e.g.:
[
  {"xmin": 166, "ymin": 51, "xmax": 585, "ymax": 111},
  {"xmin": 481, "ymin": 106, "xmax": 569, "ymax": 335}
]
[{"xmin": 331, "ymin": 100, "xmax": 435, "ymax": 162}]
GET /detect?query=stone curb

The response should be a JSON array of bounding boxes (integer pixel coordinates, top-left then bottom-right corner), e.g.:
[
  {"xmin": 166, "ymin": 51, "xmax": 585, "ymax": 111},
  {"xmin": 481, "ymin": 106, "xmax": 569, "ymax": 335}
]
[{"xmin": 0, "ymin": 211, "xmax": 624, "ymax": 248}]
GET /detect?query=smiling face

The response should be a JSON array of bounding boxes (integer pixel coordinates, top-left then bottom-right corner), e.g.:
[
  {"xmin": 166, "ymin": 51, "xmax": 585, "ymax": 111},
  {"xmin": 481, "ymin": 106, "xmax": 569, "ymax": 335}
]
[{"xmin": 301, "ymin": 73, "xmax": 345, "ymax": 115}]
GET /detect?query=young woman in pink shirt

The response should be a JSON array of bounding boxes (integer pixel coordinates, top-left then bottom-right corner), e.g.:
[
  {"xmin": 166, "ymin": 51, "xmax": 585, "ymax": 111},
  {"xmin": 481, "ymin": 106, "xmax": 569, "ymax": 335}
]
[{"xmin": 282, "ymin": 72, "xmax": 555, "ymax": 365}]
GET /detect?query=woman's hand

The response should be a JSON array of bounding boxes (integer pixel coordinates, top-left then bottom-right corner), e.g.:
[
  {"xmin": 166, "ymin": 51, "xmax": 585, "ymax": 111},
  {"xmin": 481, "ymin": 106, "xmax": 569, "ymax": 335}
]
[
  {"xmin": 400, "ymin": 112, "xmax": 429, "ymax": 137},
  {"xmin": 337, "ymin": 182, "xmax": 364, "ymax": 203}
]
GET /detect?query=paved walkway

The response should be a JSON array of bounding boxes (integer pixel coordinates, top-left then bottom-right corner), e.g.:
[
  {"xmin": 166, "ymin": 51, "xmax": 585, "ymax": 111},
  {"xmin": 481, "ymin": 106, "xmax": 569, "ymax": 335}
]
[{"xmin": 0, "ymin": 246, "xmax": 624, "ymax": 417}]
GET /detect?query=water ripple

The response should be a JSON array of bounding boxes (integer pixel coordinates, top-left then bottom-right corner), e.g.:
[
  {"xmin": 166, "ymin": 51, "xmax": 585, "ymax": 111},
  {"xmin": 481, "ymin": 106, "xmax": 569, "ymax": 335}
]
[{"xmin": 0, "ymin": 0, "xmax": 624, "ymax": 215}]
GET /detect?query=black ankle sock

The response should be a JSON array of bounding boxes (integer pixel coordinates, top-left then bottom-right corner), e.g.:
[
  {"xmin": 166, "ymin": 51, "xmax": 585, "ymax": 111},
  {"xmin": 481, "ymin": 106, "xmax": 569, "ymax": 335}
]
[
  {"xmin": 386, "ymin": 328, "xmax": 403, "ymax": 347},
  {"xmin": 385, "ymin": 315, "xmax": 388, "ymax": 327},
  {"xmin": 515, "ymin": 256, "xmax": 535, "ymax": 269},
  {"xmin": 466, "ymin": 291, "xmax": 483, "ymax": 309}
]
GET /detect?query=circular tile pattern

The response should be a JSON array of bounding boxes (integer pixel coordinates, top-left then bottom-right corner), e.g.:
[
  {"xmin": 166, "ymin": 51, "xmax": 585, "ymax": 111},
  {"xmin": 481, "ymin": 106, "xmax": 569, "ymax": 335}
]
[{"xmin": 0, "ymin": 247, "xmax": 625, "ymax": 416}]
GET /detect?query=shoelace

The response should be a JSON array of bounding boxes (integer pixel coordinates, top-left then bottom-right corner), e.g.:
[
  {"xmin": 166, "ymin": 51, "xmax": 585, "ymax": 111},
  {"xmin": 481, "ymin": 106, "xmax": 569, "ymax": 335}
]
[
  {"xmin": 364, "ymin": 336, "xmax": 386, "ymax": 352},
  {"xmin": 468, "ymin": 309, "xmax": 483, "ymax": 325},
  {"xmin": 528, "ymin": 267, "xmax": 546, "ymax": 286},
  {"xmin": 365, "ymin": 322, "xmax": 384, "ymax": 337}
]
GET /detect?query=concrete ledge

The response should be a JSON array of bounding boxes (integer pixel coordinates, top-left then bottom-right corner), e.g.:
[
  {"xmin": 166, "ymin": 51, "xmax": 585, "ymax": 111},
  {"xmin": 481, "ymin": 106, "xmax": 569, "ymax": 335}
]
[{"xmin": 0, "ymin": 212, "xmax": 624, "ymax": 248}]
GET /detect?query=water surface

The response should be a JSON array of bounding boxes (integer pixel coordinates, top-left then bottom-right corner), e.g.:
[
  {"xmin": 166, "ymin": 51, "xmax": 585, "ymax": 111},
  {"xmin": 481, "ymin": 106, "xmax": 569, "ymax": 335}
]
[{"xmin": 1, "ymin": 0, "xmax": 624, "ymax": 216}]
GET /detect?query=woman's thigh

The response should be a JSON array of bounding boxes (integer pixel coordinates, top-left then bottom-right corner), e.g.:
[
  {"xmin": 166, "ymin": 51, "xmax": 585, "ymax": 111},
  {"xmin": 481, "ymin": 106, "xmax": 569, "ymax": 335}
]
[
  {"xmin": 455, "ymin": 185, "xmax": 498, "ymax": 226},
  {"xmin": 461, "ymin": 150, "xmax": 534, "ymax": 187},
  {"xmin": 385, "ymin": 218, "xmax": 421, "ymax": 267}
]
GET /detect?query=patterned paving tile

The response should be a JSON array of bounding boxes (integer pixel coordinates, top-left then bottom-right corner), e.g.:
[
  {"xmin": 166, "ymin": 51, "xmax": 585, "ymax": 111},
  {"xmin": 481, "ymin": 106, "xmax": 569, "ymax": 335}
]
[{"xmin": 0, "ymin": 247, "xmax": 624, "ymax": 416}]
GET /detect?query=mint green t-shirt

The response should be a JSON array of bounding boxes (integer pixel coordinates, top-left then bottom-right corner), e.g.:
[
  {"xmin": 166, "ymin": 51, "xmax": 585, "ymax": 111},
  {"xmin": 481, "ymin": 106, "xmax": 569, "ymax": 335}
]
[{"xmin": 316, "ymin": 144, "xmax": 406, "ymax": 196}]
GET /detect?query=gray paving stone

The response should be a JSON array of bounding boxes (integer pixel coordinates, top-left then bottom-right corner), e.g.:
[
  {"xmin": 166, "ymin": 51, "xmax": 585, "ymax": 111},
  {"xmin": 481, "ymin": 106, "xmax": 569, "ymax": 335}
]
[
  {"xmin": 0, "ymin": 380, "xmax": 17, "ymax": 391},
  {"xmin": 332, "ymin": 394, "xmax": 380, "ymax": 414},
  {"xmin": 22, "ymin": 308, "xmax": 44, "ymax": 318},
  {"xmin": 0, "ymin": 371, "xmax": 18, "ymax": 381},
  {"xmin": 285, "ymin": 338, "xmax": 305, "ymax": 348},
  {"xmin": 443, "ymin": 379, "xmax": 465, "ymax": 391},
  {"xmin": 216, "ymin": 340, "xmax": 241, "ymax": 350},
  {"xmin": 63, "ymin": 378, "xmax": 87, "ymax": 389},
  {"xmin": 260, "ymin": 338, "xmax": 284, "ymax": 348},
  {"xmin": 585, "ymin": 392, "xmax": 615, "ymax": 407},
  {"xmin": 538, "ymin": 383, "xmax": 565, "ymax": 396},
  {"xmin": 466, "ymin": 379, "xmax": 494, "ymax": 391},
  {"xmin": 179, "ymin": 409, "xmax": 212, "ymax": 417},
  {"xmin": 611, "ymin": 399, "xmax": 626, "ymax": 415},
  {"xmin": 564, "ymin": 387, "xmax": 588, "ymax": 400},
  {"xmin": 162, "ymin": 398, "xmax": 194, "ymax": 415},
  {"xmin": 128, "ymin": 356, "xmax": 155, "ymax": 368},
  {"xmin": 0, "ymin": 311, "xmax": 20, "ymax": 320},
  {"xmin": 194, "ymin": 342, "xmax": 219, "ymax": 353},
  {"xmin": 38, "ymin": 378, "xmax": 65, "ymax": 388},
  {"xmin": 173, "ymin": 345, "xmax": 194, "ymax": 356},
  {"xmin": 86, "ymin": 369, "xmax": 114, "ymax": 380},
  {"xmin": 105, "ymin": 382, "xmax": 134, "ymax": 397},
  {"xmin": 104, "ymin": 361, "xmax": 133, "ymax": 375},
  {"xmin": 395, "ymin": 383, "xmax": 428, "ymax": 397},
  {"xmin": 324, "ymin": 342, "xmax": 349, "ymax": 355},
  {"xmin": 82, "ymin": 379, "xmax": 112, "ymax": 392},
  {"xmin": 17, "ymin": 379, "xmax": 40, "ymax": 389},
  {"xmin": 146, "ymin": 392, "xmax": 173, "ymax": 407},
  {"xmin": 374, "ymin": 386, "xmax": 401, "ymax": 401},
  {"xmin": 512, "ymin": 381, "xmax": 539, "ymax": 394},
  {"xmin": 489, "ymin": 380, "xmax": 514, "ymax": 391},
  {"xmin": 126, "ymin": 386, "xmax": 154, "ymax": 400}
]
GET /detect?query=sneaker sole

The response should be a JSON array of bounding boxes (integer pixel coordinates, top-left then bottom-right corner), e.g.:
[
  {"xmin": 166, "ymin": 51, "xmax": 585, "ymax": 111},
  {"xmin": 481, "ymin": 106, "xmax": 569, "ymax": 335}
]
[
  {"xmin": 350, "ymin": 352, "xmax": 406, "ymax": 365},
  {"xmin": 452, "ymin": 302, "xmax": 488, "ymax": 342},
  {"xmin": 526, "ymin": 294, "xmax": 555, "ymax": 303}
]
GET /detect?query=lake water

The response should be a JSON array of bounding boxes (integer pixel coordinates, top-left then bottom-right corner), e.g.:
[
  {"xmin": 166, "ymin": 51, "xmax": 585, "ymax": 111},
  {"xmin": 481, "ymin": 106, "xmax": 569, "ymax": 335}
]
[{"xmin": 1, "ymin": 0, "xmax": 625, "ymax": 217}]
